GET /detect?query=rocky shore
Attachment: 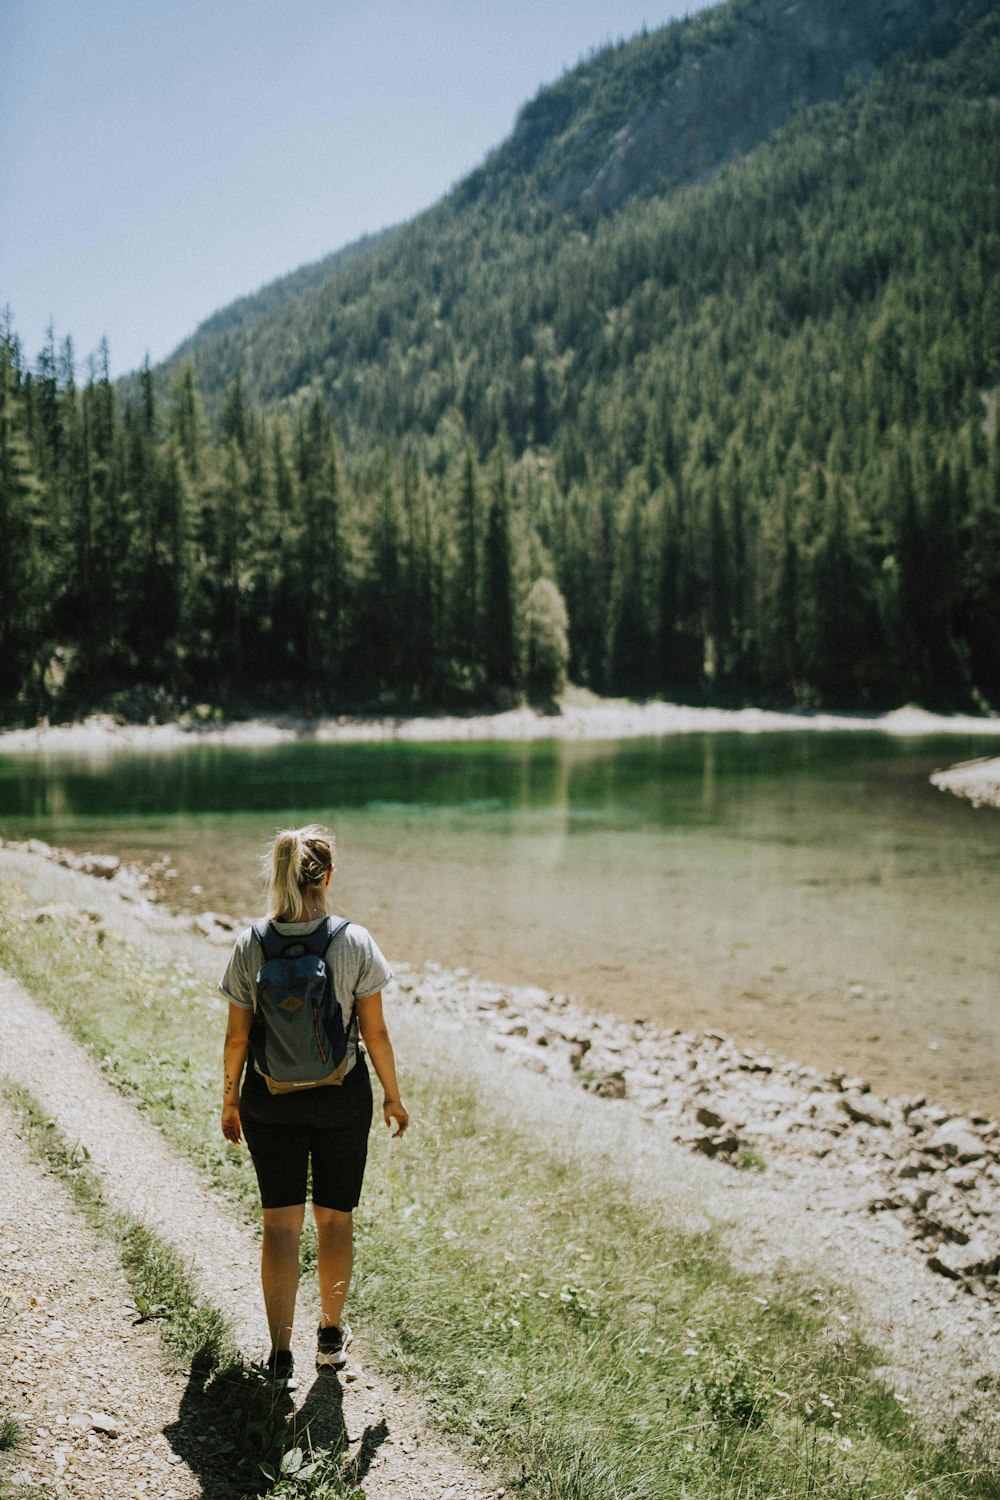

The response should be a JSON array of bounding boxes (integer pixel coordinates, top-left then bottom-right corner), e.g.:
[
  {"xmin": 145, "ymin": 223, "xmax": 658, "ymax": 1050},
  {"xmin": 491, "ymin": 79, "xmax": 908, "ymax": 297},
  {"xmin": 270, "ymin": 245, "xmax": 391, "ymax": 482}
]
[
  {"xmin": 5, "ymin": 834, "xmax": 997, "ymax": 1315},
  {"xmin": 401, "ymin": 964, "xmax": 1000, "ymax": 1305},
  {"xmin": 931, "ymin": 755, "xmax": 1000, "ymax": 811},
  {"xmin": 3, "ymin": 699, "xmax": 1000, "ymax": 757}
]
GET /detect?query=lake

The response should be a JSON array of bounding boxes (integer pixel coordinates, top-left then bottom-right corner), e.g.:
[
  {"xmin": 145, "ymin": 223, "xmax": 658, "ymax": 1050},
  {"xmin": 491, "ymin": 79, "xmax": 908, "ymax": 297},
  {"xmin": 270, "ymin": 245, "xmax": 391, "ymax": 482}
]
[{"xmin": 1, "ymin": 731, "xmax": 997, "ymax": 1115}]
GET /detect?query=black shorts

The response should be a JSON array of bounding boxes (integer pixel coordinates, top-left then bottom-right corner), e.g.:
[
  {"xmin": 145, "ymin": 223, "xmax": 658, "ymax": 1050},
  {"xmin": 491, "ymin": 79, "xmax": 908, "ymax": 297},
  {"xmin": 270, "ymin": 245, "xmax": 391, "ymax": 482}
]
[{"xmin": 241, "ymin": 1060, "xmax": 374, "ymax": 1211}]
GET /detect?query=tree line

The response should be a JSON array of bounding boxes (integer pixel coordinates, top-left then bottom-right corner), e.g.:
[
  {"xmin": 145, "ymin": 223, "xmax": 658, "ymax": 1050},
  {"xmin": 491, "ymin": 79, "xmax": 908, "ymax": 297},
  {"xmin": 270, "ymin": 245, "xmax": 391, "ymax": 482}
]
[
  {"xmin": 0, "ymin": 330, "xmax": 573, "ymax": 712},
  {"xmin": 3, "ymin": 310, "xmax": 998, "ymax": 718}
]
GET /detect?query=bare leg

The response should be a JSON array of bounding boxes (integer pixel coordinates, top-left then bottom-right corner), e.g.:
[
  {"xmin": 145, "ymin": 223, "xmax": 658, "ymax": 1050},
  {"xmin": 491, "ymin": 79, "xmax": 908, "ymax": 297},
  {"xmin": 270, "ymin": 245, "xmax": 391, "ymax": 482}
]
[
  {"xmin": 313, "ymin": 1205, "xmax": 354, "ymax": 1329},
  {"xmin": 261, "ymin": 1204, "xmax": 305, "ymax": 1352}
]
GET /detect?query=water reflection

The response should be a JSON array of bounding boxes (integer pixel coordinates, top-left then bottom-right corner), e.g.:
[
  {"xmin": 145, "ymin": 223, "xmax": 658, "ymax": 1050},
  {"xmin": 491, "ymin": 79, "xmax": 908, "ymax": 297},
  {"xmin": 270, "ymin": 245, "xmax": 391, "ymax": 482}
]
[{"xmin": 1, "ymin": 732, "xmax": 997, "ymax": 1111}]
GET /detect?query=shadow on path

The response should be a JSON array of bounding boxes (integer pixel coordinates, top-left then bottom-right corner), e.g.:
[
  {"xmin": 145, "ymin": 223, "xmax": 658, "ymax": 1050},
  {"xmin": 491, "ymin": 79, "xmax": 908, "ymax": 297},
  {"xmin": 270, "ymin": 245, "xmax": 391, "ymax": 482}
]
[
  {"xmin": 164, "ymin": 1360, "xmax": 297, "ymax": 1497},
  {"xmin": 295, "ymin": 1373, "xmax": 391, "ymax": 1490},
  {"xmin": 163, "ymin": 1360, "xmax": 391, "ymax": 1496}
]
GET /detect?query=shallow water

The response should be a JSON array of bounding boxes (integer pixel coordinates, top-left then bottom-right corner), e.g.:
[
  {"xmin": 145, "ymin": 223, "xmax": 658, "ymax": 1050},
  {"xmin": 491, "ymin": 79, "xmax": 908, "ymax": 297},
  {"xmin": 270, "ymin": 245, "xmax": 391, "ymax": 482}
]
[{"xmin": 1, "ymin": 732, "xmax": 997, "ymax": 1114}]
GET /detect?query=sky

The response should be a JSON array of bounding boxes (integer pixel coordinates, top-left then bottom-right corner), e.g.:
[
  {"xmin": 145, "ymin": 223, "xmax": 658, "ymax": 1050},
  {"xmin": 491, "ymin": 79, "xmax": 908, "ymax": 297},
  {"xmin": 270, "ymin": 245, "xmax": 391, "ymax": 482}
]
[{"xmin": 1, "ymin": 0, "xmax": 717, "ymax": 378}]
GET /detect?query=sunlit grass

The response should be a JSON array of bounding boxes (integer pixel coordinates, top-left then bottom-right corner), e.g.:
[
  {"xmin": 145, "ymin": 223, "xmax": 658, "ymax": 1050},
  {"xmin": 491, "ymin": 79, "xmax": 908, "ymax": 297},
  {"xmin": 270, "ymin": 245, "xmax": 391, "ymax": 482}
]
[{"xmin": 1, "ymin": 880, "xmax": 997, "ymax": 1499}]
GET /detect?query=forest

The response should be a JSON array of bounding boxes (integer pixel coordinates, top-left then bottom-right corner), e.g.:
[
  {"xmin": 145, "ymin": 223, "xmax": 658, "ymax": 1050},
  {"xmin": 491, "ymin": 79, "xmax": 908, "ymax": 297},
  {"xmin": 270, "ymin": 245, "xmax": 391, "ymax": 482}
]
[{"xmin": 2, "ymin": 0, "xmax": 999, "ymax": 718}]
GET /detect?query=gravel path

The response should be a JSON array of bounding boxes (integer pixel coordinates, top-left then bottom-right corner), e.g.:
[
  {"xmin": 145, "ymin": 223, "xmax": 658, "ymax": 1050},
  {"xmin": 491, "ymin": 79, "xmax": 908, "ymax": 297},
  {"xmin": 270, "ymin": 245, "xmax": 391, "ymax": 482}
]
[
  {"xmin": 0, "ymin": 1094, "xmax": 203, "ymax": 1498},
  {"xmin": 0, "ymin": 968, "xmax": 502, "ymax": 1500}
]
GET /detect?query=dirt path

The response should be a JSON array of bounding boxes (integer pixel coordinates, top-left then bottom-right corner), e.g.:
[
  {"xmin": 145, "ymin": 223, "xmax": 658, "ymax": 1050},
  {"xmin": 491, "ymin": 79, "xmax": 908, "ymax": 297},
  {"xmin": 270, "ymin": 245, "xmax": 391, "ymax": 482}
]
[
  {"xmin": 0, "ymin": 968, "xmax": 502, "ymax": 1500},
  {"xmin": 0, "ymin": 1094, "xmax": 204, "ymax": 1498}
]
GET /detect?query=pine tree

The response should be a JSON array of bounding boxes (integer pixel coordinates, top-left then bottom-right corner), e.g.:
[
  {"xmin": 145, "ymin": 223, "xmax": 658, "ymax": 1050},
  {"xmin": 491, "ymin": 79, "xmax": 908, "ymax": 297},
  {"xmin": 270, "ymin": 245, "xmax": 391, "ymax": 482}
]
[
  {"xmin": 482, "ymin": 443, "xmax": 518, "ymax": 692},
  {"xmin": 0, "ymin": 331, "xmax": 46, "ymax": 697}
]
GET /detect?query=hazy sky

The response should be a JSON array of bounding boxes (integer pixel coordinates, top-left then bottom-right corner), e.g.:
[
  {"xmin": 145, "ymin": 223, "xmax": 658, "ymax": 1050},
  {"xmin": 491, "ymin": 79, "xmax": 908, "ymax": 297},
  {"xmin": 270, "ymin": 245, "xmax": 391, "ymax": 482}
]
[{"xmin": 1, "ymin": 0, "xmax": 716, "ymax": 378}]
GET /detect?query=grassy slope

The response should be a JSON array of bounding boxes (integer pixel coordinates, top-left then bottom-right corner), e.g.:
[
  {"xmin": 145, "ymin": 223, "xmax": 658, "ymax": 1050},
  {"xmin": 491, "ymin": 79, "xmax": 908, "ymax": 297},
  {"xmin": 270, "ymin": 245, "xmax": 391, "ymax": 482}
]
[{"xmin": 0, "ymin": 882, "xmax": 995, "ymax": 1499}]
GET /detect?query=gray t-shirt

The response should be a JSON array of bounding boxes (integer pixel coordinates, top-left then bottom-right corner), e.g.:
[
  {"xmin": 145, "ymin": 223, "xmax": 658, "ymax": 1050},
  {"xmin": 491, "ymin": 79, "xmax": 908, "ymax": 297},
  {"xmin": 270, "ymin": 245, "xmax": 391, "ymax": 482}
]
[{"xmin": 219, "ymin": 915, "xmax": 393, "ymax": 1084}]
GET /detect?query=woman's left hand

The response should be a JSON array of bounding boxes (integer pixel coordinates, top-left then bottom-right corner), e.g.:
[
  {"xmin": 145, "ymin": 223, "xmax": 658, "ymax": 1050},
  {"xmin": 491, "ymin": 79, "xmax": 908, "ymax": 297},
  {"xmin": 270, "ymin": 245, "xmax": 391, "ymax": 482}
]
[{"xmin": 384, "ymin": 1098, "xmax": 409, "ymax": 1137}]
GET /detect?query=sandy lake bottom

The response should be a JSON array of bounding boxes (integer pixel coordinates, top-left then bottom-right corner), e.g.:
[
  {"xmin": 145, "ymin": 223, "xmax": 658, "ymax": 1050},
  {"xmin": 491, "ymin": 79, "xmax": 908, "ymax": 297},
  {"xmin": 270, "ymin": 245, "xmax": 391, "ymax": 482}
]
[{"xmin": 3, "ymin": 727, "xmax": 997, "ymax": 1116}]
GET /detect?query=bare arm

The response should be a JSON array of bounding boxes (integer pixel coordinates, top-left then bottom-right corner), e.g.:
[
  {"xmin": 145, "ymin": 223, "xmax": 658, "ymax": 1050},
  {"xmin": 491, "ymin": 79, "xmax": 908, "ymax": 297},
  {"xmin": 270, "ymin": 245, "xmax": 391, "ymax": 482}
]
[
  {"xmin": 356, "ymin": 991, "xmax": 409, "ymax": 1136},
  {"xmin": 222, "ymin": 1002, "xmax": 253, "ymax": 1143}
]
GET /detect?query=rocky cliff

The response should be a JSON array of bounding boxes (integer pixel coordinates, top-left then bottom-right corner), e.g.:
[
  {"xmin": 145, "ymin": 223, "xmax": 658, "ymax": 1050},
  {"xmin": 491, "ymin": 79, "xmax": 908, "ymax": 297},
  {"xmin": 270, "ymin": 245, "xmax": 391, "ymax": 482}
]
[{"xmin": 502, "ymin": 0, "xmax": 986, "ymax": 213}]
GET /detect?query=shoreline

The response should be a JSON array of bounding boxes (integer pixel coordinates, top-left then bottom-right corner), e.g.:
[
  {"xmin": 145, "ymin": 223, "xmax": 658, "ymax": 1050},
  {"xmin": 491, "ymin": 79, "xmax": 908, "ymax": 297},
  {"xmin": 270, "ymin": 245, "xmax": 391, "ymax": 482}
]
[
  {"xmin": 2, "ymin": 833, "xmax": 998, "ymax": 1313},
  {"xmin": 931, "ymin": 755, "xmax": 1000, "ymax": 811},
  {"xmin": 2, "ymin": 697, "xmax": 1000, "ymax": 757},
  {"xmin": 2, "ymin": 863, "xmax": 998, "ymax": 1470}
]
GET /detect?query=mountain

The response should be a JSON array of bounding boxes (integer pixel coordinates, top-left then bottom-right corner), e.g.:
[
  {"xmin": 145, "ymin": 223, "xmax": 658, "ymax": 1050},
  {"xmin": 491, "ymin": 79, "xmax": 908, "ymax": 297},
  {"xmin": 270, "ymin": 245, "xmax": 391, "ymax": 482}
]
[
  {"xmin": 5, "ymin": 0, "xmax": 1000, "ymax": 717},
  {"xmin": 469, "ymin": 0, "xmax": 979, "ymax": 212},
  {"xmin": 142, "ymin": 0, "xmax": 988, "ymax": 423}
]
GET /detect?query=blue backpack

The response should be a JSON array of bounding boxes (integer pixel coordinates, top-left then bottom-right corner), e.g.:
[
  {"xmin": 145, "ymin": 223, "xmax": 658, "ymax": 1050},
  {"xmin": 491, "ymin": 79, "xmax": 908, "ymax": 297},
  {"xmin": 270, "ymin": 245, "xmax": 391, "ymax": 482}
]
[{"xmin": 250, "ymin": 916, "xmax": 354, "ymax": 1094}]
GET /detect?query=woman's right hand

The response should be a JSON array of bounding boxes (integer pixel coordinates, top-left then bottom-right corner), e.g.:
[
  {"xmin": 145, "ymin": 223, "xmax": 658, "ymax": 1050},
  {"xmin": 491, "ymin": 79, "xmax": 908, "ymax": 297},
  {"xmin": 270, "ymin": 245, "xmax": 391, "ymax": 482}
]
[
  {"xmin": 222, "ymin": 1102, "xmax": 242, "ymax": 1144},
  {"xmin": 384, "ymin": 1098, "xmax": 409, "ymax": 1138}
]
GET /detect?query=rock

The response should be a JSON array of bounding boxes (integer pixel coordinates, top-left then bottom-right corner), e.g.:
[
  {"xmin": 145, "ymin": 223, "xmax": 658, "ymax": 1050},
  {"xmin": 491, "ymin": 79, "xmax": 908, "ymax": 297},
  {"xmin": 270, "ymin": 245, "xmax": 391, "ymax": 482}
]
[
  {"xmin": 592, "ymin": 1071, "xmax": 628, "ymax": 1099},
  {"xmin": 945, "ymin": 1166, "xmax": 980, "ymax": 1192},
  {"xmin": 896, "ymin": 1154, "xmax": 927, "ymax": 1179},
  {"xmin": 841, "ymin": 1095, "xmax": 893, "ymax": 1129},
  {"xmin": 72, "ymin": 854, "xmax": 120, "ymax": 879},
  {"xmin": 90, "ymin": 1412, "xmax": 121, "ymax": 1436},
  {"xmin": 916, "ymin": 1213, "xmax": 970, "ymax": 1246},
  {"xmin": 927, "ymin": 1239, "xmax": 1000, "ymax": 1279},
  {"xmin": 691, "ymin": 1131, "xmax": 741, "ymax": 1159},
  {"xmin": 568, "ymin": 1038, "xmax": 592, "ymax": 1070},
  {"xmin": 808, "ymin": 1096, "xmax": 849, "ymax": 1134},
  {"xmin": 924, "ymin": 1119, "xmax": 987, "ymax": 1164},
  {"xmin": 927, "ymin": 1251, "xmax": 964, "ymax": 1280},
  {"xmin": 898, "ymin": 1185, "xmax": 933, "ymax": 1213},
  {"xmin": 33, "ymin": 904, "xmax": 103, "ymax": 927},
  {"xmin": 193, "ymin": 911, "xmax": 239, "ymax": 939},
  {"xmin": 695, "ymin": 1105, "xmax": 727, "ymax": 1129}
]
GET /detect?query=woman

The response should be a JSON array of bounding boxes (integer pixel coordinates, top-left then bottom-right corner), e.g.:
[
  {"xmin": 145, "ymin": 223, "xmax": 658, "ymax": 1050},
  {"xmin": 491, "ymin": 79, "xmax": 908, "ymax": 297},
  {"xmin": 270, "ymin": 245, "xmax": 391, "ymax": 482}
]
[{"xmin": 220, "ymin": 824, "xmax": 408, "ymax": 1388}]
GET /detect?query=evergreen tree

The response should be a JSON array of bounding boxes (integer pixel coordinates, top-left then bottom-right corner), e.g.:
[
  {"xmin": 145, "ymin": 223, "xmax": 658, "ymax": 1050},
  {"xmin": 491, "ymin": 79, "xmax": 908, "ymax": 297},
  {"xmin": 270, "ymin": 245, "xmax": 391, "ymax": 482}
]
[
  {"xmin": 0, "ymin": 331, "xmax": 46, "ymax": 697},
  {"xmin": 482, "ymin": 443, "xmax": 518, "ymax": 691}
]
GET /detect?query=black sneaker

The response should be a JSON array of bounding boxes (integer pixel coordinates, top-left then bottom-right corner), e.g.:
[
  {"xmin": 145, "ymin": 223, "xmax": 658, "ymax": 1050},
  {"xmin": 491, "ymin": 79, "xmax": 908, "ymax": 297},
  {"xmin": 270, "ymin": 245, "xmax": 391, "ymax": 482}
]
[
  {"xmin": 316, "ymin": 1320, "xmax": 352, "ymax": 1370},
  {"xmin": 263, "ymin": 1348, "xmax": 297, "ymax": 1390}
]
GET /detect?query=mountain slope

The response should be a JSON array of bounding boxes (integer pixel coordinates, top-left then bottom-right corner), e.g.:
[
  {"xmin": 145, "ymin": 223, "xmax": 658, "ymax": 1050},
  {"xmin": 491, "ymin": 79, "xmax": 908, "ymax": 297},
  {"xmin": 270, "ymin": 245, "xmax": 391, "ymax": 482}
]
[
  {"xmin": 470, "ymin": 0, "xmax": 982, "ymax": 213},
  {"xmin": 142, "ymin": 0, "xmax": 986, "ymax": 419}
]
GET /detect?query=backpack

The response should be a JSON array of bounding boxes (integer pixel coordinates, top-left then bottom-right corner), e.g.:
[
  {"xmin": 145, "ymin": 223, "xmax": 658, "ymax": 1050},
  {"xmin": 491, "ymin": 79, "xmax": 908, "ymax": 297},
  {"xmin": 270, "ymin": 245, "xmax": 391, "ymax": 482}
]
[{"xmin": 250, "ymin": 915, "xmax": 354, "ymax": 1095}]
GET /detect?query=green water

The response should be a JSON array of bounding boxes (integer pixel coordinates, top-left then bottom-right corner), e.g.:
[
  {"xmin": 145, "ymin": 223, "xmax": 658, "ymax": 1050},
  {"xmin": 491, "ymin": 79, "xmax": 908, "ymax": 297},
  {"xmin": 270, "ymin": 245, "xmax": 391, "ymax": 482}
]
[{"xmin": 1, "ymin": 732, "xmax": 998, "ymax": 1113}]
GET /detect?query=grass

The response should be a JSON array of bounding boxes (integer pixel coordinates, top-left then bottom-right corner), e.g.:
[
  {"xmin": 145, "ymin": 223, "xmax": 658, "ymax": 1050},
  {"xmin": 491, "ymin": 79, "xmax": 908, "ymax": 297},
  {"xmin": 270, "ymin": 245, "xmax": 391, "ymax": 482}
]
[
  {"xmin": 0, "ymin": 1419, "xmax": 21, "ymax": 1454},
  {"xmin": 0, "ymin": 1286, "xmax": 22, "ymax": 1461},
  {"xmin": 2, "ymin": 1084, "xmax": 364, "ymax": 1499},
  {"xmin": 1, "ymin": 879, "xmax": 998, "ymax": 1499}
]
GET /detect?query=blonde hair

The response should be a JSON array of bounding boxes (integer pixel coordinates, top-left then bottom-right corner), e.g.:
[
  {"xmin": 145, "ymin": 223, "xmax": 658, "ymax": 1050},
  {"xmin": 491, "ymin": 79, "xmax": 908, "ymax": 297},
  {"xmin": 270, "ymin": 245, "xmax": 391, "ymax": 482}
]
[{"xmin": 265, "ymin": 824, "xmax": 336, "ymax": 920}]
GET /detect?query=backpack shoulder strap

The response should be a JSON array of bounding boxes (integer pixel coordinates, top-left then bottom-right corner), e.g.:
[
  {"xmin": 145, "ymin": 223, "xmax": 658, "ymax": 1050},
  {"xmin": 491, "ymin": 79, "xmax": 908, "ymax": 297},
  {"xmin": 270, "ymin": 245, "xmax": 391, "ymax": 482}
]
[
  {"xmin": 252, "ymin": 918, "xmax": 278, "ymax": 960},
  {"xmin": 322, "ymin": 916, "xmax": 358, "ymax": 1035},
  {"xmin": 252, "ymin": 916, "xmax": 350, "ymax": 960}
]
